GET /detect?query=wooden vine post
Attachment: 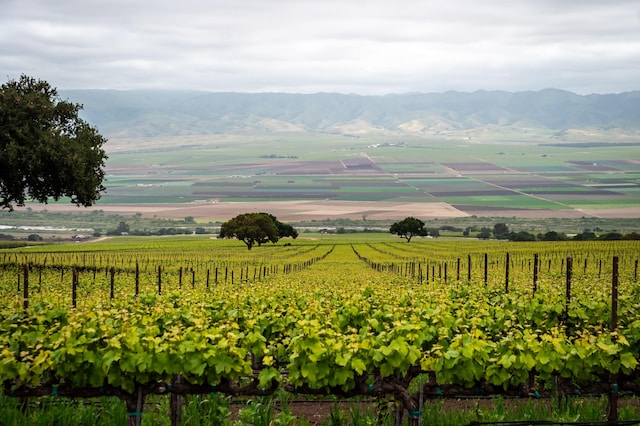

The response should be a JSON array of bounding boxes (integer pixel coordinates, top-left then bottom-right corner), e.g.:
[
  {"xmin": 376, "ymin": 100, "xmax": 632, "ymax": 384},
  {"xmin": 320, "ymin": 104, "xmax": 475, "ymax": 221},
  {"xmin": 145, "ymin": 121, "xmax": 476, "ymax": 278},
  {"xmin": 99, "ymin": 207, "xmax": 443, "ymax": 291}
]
[
  {"xmin": 564, "ymin": 256, "xmax": 572, "ymax": 325},
  {"xmin": 532, "ymin": 253, "xmax": 538, "ymax": 294},
  {"xmin": 17, "ymin": 267, "xmax": 21, "ymax": 292},
  {"xmin": 23, "ymin": 263, "xmax": 29, "ymax": 312},
  {"xmin": 607, "ymin": 256, "xmax": 619, "ymax": 422},
  {"xmin": 124, "ymin": 387, "xmax": 145, "ymax": 426},
  {"xmin": 110, "ymin": 267, "xmax": 115, "ymax": 300},
  {"xmin": 135, "ymin": 262, "xmax": 139, "ymax": 297},
  {"xmin": 505, "ymin": 252, "xmax": 510, "ymax": 294},
  {"xmin": 170, "ymin": 375, "xmax": 183, "ymax": 426},
  {"xmin": 72, "ymin": 268, "xmax": 78, "ymax": 309},
  {"xmin": 484, "ymin": 253, "xmax": 488, "ymax": 286},
  {"xmin": 599, "ymin": 259, "xmax": 603, "ymax": 278}
]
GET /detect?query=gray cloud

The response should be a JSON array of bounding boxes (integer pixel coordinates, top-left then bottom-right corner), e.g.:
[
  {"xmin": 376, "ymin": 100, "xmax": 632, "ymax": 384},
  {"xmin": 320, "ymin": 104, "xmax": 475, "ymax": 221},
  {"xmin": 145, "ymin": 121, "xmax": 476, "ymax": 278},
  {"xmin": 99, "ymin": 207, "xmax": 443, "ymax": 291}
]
[{"xmin": 1, "ymin": 0, "xmax": 639, "ymax": 94}]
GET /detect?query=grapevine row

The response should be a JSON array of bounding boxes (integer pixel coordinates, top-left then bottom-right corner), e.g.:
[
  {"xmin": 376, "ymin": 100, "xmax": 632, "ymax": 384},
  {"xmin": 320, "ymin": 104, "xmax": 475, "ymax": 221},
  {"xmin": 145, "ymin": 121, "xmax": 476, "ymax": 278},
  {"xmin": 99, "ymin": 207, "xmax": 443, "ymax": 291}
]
[{"xmin": 1, "ymin": 240, "xmax": 639, "ymax": 425}]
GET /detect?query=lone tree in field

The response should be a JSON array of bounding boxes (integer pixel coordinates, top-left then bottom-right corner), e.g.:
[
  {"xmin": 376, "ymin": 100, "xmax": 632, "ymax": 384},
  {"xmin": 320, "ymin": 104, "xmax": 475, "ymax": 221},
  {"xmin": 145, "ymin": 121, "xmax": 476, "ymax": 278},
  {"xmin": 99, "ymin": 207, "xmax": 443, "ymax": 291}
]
[
  {"xmin": 0, "ymin": 75, "xmax": 108, "ymax": 211},
  {"xmin": 219, "ymin": 212, "xmax": 297, "ymax": 250},
  {"xmin": 390, "ymin": 216, "xmax": 426, "ymax": 242}
]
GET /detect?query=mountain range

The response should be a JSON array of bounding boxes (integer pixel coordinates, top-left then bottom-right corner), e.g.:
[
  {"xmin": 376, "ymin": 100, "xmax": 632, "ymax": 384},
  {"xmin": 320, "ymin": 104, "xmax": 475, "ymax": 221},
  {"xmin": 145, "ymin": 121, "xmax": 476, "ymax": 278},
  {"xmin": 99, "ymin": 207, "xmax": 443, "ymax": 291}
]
[{"xmin": 61, "ymin": 89, "xmax": 640, "ymax": 139}]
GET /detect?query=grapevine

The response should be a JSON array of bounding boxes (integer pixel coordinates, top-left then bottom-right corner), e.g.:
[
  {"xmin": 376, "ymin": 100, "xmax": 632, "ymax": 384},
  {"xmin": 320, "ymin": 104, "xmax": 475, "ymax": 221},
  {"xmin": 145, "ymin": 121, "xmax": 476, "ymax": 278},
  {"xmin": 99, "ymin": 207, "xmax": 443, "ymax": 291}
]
[{"xmin": 1, "ymin": 238, "xmax": 639, "ymax": 424}]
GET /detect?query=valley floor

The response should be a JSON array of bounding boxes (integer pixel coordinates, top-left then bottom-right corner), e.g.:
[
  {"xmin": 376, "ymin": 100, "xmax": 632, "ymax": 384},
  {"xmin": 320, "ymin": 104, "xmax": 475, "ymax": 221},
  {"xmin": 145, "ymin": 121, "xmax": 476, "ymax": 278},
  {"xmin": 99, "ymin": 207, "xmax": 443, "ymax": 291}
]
[{"xmin": 19, "ymin": 200, "xmax": 640, "ymax": 221}]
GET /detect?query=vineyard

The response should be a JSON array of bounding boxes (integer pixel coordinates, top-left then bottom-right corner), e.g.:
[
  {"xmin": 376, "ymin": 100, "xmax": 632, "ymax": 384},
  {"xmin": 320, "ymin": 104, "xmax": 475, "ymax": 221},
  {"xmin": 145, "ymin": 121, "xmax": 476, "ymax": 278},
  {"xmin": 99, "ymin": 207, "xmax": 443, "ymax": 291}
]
[{"xmin": 1, "ymin": 236, "xmax": 640, "ymax": 425}]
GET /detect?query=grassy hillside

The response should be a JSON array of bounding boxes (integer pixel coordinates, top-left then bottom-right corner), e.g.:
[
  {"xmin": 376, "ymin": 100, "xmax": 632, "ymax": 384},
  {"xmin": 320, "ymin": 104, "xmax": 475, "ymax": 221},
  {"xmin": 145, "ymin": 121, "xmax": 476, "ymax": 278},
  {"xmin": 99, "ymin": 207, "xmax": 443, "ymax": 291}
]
[{"xmin": 62, "ymin": 89, "xmax": 640, "ymax": 138}]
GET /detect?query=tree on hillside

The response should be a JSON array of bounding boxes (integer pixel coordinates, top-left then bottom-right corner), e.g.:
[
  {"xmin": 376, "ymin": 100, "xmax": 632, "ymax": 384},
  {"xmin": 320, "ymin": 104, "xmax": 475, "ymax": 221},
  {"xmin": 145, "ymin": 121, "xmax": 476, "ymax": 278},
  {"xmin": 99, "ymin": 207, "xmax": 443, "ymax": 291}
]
[
  {"xmin": 219, "ymin": 212, "xmax": 298, "ymax": 250},
  {"xmin": 0, "ymin": 75, "xmax": 108, "ymax": 211},
  {"xmin": 390, "ymin": 217, "xmax": 426, "ymax": 242}
]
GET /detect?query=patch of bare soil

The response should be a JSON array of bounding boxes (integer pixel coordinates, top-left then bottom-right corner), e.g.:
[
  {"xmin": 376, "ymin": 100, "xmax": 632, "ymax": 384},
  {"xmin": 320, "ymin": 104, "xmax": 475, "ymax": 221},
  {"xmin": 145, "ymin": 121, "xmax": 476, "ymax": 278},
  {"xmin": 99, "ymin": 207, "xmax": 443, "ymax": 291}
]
[
  {"xmin": 19, "ymin": 200, "xmax": 640, "ymax": 221},
  {"xmin": 21, "ymin": 201, "xmax": 468, "ymax": 221},
  {"xmin": 230, "ymin": 400, "xmax": 376, "ymax": 425}
]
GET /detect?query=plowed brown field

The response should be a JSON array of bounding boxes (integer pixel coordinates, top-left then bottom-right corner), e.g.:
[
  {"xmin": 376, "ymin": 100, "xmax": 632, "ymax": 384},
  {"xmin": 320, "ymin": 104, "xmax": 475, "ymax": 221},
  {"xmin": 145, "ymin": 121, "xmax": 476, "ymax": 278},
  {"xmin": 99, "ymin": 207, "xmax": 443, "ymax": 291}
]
[{"xmin": 21, "ymin": 200, "xmax": 640, "ymax": 221}]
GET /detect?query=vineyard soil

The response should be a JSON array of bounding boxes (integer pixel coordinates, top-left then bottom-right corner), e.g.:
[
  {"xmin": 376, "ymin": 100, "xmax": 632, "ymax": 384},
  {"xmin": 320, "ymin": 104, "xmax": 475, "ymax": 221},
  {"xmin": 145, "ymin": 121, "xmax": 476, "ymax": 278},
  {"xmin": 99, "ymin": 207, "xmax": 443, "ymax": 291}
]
[{"xmin": 232, "ymin": 397, "xmax": 640, "ymax": 424}]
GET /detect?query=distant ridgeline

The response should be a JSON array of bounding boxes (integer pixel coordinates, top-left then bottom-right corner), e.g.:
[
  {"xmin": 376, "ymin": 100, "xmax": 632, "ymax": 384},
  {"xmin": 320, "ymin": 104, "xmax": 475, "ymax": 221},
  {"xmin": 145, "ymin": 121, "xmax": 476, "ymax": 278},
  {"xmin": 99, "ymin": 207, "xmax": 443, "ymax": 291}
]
[{"xmin": 61, "ymin": 89, "xmax": 640, "ymax": 138}]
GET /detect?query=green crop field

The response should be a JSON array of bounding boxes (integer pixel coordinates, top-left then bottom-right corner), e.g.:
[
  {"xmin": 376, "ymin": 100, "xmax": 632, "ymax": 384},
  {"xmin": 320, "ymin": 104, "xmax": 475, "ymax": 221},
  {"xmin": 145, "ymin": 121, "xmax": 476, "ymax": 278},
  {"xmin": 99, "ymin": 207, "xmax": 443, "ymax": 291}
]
[
  {"xmin": 91, "ymin": 133, "xmax": 640, "ymax": 218},
  {"xmin": 2, "ymin": 236, "xmax": 640, "ymax": 424}
]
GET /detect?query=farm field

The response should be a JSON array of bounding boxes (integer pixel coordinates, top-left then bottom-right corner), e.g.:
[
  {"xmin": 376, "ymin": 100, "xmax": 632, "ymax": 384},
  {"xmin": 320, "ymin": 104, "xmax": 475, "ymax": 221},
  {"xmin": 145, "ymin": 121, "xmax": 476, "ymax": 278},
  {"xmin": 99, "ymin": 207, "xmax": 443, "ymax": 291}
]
[
  {"xmin": 22, "ymin": 133, "xmax": 640, "ymax": 221},
  {"xmin": 2, "ymin": 235, "xmax": 640, "ymax": 424}
]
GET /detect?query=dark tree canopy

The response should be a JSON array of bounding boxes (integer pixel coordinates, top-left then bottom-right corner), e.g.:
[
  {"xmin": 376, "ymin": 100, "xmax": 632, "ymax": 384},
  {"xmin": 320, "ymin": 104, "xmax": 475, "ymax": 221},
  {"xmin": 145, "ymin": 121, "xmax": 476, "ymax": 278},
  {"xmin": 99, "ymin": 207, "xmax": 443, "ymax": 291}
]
[
  {"xmin": 260, "ymin": 212, "xmax": 299, "ymax": 240},
  {"xmin": 0, "ymin": 75, "xmax": 108, "ymax": 210},
  {"xmin": 389, "ymin": 216, "xmax": 426, "ymax": 242},
  {"xmin": 493, "ymin": 223, "xmax": 510, "ymax": 239},
  {"xmin": 219, "ymin": 212, "xmax": 297, "ymax": 250},
  {"xmin": 573, "ymin": 231, "xmax": 597, "ymax": 241},
  {"xmin": 509, "ymin": 230, "xmax": 537, "ymax": 241},
  {"xmin": 540, "ymin": 230, "xmax": 568, "ymax": 241}
]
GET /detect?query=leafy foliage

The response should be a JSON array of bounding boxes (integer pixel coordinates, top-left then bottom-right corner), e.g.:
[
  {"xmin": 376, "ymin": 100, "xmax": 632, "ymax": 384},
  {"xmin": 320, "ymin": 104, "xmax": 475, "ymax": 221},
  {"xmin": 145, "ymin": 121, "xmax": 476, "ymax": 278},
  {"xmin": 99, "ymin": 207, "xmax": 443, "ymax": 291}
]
[
  {"xmin": 1, "ymin": 239, "xmax": 640, "ymax": 404},
  {"xmin": 0, "ymin": 75, "xmax": 108, "ymax": 210},
  {"xmin": 260, "ymin": 213, "xmax": 299, "ymax": 240},
  {"xmin": 219, "ymin": 212, "xmax": 297, "ymax": 250},
  {"xmin": 493, "ymin": 223, "xmax": 510, "ymax": 239},
  {"xmin": 389, "ymin": 217, "xmax": 426, "ymax": 242}
]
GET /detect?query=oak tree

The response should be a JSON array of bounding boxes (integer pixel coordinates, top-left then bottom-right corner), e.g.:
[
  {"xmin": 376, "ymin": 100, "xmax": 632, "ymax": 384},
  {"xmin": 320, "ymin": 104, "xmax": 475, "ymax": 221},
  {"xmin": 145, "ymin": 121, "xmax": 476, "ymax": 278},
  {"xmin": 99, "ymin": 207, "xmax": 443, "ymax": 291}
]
[
  {"xmin": 0, "ymin": 75, "xmax": 108, "ymax": 210},
  {"xmin": 389, "ymin": 216, "xmax": 426, "ymax": 242},
  {"xmin": 219, "ymin": 213, "xmax": 298, "ymax": 250},
  {"xmin": 219, "ymin": 213, "xmax": 280, "ymax": 250}
]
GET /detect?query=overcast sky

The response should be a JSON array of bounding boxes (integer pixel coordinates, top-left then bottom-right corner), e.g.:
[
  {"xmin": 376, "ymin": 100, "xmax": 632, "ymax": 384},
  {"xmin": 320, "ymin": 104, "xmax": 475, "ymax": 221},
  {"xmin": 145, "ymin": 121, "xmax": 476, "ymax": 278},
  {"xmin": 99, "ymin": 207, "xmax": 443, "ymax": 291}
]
[{"xmin": 2, "ymin": 0, "xmax": 639, "ymax": 95}]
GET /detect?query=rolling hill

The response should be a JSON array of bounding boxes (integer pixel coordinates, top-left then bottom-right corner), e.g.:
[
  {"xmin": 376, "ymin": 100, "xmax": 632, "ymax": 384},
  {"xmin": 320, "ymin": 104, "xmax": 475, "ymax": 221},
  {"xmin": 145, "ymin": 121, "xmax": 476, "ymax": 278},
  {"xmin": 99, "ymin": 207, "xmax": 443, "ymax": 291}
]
[{"xmin": 61, "ymin": 89, "xmax": 640, "ymax": 139}]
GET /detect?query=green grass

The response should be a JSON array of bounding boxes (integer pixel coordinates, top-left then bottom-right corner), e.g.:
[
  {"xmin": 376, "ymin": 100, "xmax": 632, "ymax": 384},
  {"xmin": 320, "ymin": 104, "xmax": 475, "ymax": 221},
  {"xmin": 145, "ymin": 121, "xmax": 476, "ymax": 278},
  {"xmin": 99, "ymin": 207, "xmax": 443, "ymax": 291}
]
[
  {"xmin": 0, "ymin": 241, "xmax": 36, "ymax": 249},
  {"xmin": 378, "ymin": 163, "xmax": 446, "ymax": 173},
  {"xmin": 3, "ymin": 393, "xmax": 640, "ymax": 425},
  {"xmin": 0, "ymin": 395, "xmax": 127, "ymax": 426},
  {"xmin": 568, "ymin": 198, "xmax": 640, "ymax": 208},
  {"xmin": 438, "ymin": 194, "xmax": 571, "ymax": 209}
]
